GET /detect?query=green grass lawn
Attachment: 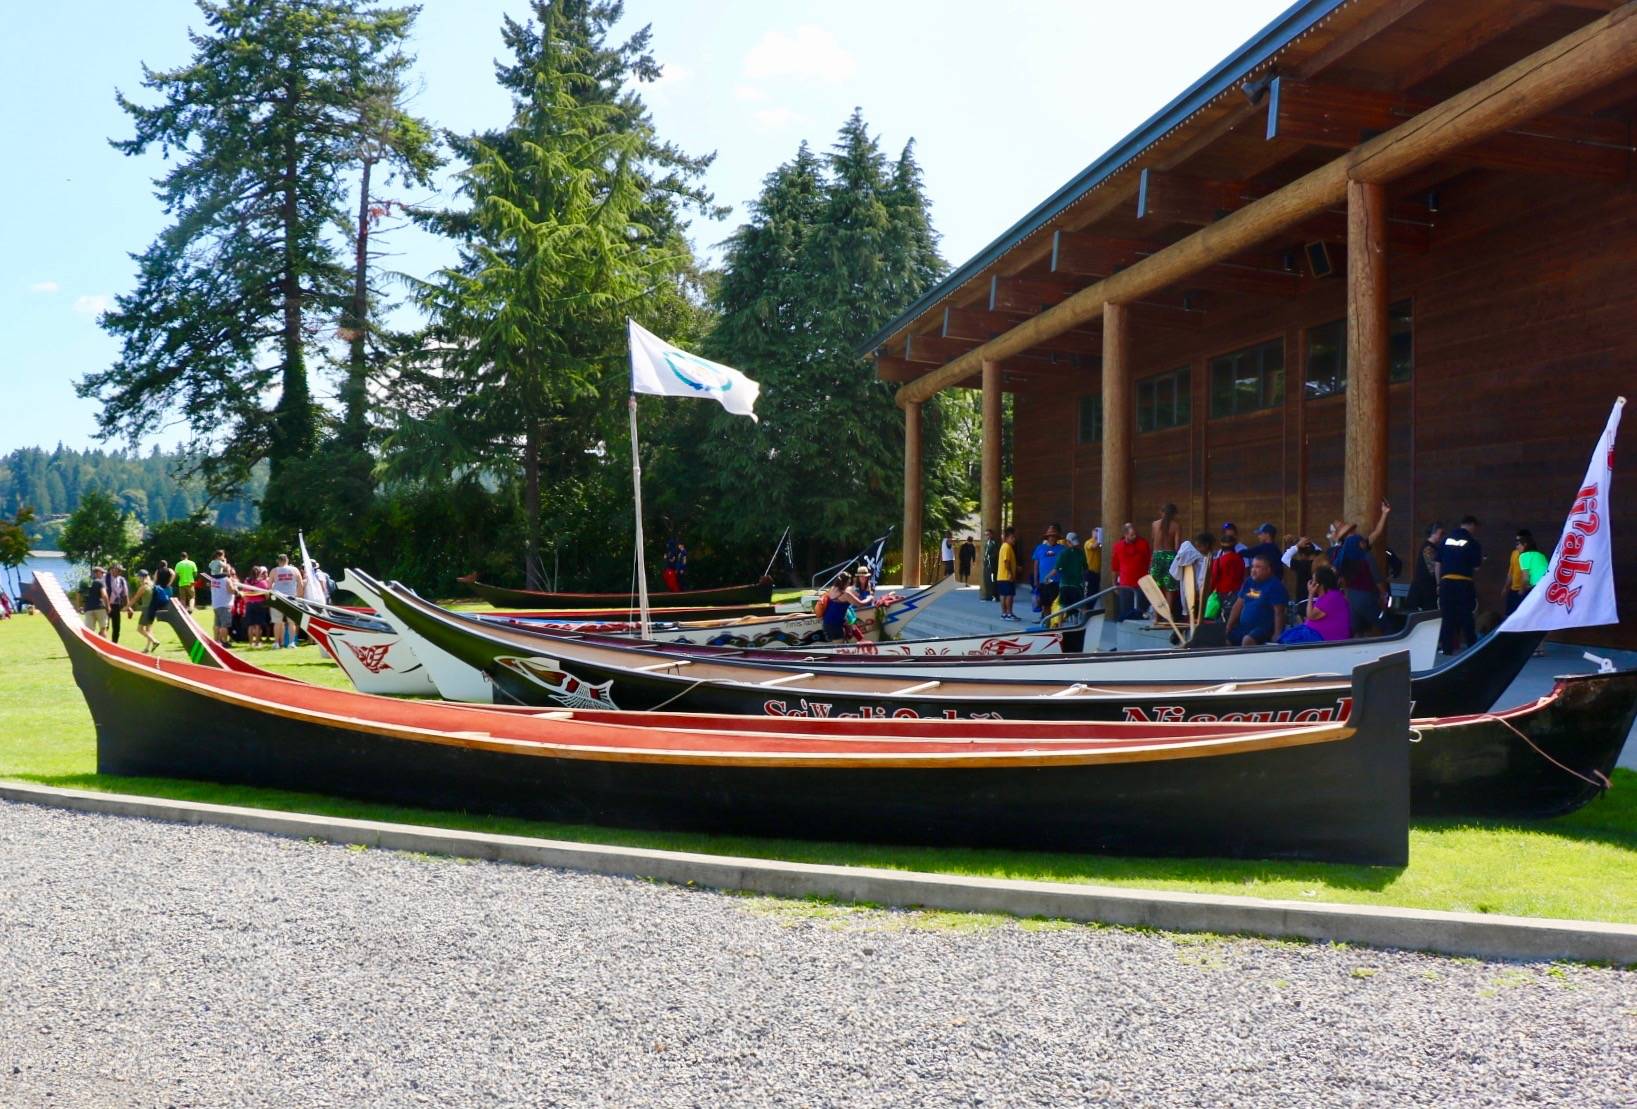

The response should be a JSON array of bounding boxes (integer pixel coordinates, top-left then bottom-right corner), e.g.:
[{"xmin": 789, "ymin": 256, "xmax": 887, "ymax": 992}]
[{"xmin": 3, "ymin": 607, "xmax": 1634, "ymax": 924}]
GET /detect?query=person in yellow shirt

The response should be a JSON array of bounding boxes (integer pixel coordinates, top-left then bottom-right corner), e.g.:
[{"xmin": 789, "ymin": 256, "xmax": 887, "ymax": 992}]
[
  {"xmin": 1083, "ymin": 528, "xmax": 1103, "ymax": 595},
  {"xmin": 996, "ymin": 526, "xmax": 1020, "ymax": 621}
]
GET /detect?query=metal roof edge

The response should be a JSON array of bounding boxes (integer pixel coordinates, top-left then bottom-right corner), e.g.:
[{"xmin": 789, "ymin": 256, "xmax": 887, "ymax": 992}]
[{"xmin": 856, "ymin": 0, "xmax": 1352, "ymax": 358}]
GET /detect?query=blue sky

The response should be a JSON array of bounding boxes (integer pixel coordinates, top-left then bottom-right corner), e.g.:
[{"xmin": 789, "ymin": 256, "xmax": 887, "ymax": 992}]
[{"xmin": 1, "ymin": 0, "xmax": 1291, "ymax": 453}]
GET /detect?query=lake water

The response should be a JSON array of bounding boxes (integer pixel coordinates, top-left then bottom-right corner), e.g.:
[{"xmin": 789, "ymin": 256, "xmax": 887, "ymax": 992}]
[{"xmin": 18, "ymin": 551, "xmax": 76, "ymax": 586}]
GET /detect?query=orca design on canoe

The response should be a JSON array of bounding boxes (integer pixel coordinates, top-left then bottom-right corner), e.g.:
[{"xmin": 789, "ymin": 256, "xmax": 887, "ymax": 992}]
[{"xmin": 28, "ymin": 572, "xmax": 1413, "ymax": 865}]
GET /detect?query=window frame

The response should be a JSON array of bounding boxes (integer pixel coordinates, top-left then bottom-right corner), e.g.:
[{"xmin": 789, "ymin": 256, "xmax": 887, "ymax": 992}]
[
  {"xmin": 1209, "ymin": 337, "xmax": 1286, "ymax": 420},
  {"xmin": 1135, "ymin": 366, "xmax": 1192, "ymax": 434},
  {"xmin": 1302, "ymin": 299, "xmax": 1415, "ymax": 400},
  {"xmin": 1077, "ymin": 393, "xmax": 1103, "ymax": 445}
]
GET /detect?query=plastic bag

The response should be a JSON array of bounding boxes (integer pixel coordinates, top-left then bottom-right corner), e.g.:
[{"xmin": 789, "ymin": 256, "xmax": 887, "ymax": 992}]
[{"xmin": 1203, "ymin": 592, "xmax": 1222, "ymax": 620}]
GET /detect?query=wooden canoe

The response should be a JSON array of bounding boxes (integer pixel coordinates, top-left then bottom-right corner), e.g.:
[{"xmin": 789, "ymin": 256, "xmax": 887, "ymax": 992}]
[
  {"xmin": 30, "ymin": 571, "xmax": 1409, "ymax": 864},
  {"xmin": 458, "ymin": 573, "xmax": 773, "ymax": 611}
]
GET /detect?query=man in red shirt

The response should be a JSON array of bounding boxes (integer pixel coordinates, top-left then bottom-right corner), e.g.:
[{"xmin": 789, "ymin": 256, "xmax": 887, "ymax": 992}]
[{"xmin": 1110, "ymin": 521, "xmax": 1151, "ymax": 622}]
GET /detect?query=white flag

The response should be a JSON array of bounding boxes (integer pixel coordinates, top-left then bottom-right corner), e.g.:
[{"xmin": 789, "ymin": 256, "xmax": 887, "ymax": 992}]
[
  {"xmin": 628, "ymin": 319, "xmax": 760, "ymax": 420},
  {"xmin": 1499, "ymin": 396, "xmax": 1623, "ymax": 633},
  {"xmin": 298, "ymin": 531, "xmax": 326, "ymax": 604}
]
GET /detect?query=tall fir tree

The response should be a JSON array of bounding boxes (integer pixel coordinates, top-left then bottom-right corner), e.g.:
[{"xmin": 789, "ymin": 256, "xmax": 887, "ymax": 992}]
[
  {"xmin": 79, "ymin": 0, "xmax": 436, "ymax": 525},
  {"xmin": 394, "ymin": 0, "xmax": 716, "ymax": 587},
  {"xmin": 699, "ymin": 112, "xmax": 976, "ymax": 573}
]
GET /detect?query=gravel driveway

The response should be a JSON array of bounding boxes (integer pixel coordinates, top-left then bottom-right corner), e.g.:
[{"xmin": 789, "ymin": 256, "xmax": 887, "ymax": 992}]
[{"xmin": 1, "ymin": 801, "xmax": 1632, "ymax": 1107}]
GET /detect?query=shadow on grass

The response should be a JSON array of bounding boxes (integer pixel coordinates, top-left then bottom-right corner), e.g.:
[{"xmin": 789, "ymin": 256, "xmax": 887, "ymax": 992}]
[
  {"xmin": 14, "ymin": 768, "xmax": 1417, "ymax": 893},
  {"xmin": 1414, "ymin": 780, "xmax": 1637, "ymax": 854}
]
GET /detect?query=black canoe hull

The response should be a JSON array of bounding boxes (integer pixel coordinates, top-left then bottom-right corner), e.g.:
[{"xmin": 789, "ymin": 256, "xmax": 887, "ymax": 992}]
[
  {"xmin": 1412, "ymin": 670, "xmax": 1637, "ymax": 819},
  {"xmin": 461, "ymin": 576, "xmax": 773, "ymax": 611},
  {"xmin": 376, "ymin": 580, "xmax": 1629, "ymax": 820},
  {"xmin": 32, "ymin": 576, "xmax": 1410, "ymax": 865}
]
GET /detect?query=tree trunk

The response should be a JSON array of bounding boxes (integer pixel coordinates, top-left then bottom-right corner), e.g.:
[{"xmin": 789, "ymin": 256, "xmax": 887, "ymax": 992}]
[
  {"xmin": 272, "ymin": 81, "xmax": 311, "ymax": 484},
  {"xmin": 343, "ymin": 158, "xmax": 373, "ymax": 450},
  {"xmin": 524, "ymin": 423, "xmax": 543, "ymax": 589}
]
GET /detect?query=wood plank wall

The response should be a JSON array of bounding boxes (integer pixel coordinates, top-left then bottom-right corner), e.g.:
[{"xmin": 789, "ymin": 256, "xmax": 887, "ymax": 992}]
[{"xmin": 1011, "ymin": 169, "xmax": 1636, "ymax": 644}]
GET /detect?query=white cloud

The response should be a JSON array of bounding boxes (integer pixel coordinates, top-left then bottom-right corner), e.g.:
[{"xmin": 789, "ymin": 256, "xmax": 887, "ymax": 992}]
[
  {"xmin": 743, "ymin": 25, "xmax": 857, "ymax": 83},
  {"xmin": 752, "ymin": 107, "xmax": 803, "ymax": 131},
  {"xmin": 29, "ymin": 281, "xmax": 59, "ymax": 294},
  {"xmin": 734, "ymin": 84, "xmax": 767, "ymax": 103},
  {"xmin": 72, "ymin": 294, "xmax": 112, "ymax": 317}
]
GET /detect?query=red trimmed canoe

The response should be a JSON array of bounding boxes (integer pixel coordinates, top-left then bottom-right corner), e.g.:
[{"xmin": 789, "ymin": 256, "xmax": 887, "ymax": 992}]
[{"xmin": 32, "ymin": 572, "xmax": 1410, "ymax": 865}]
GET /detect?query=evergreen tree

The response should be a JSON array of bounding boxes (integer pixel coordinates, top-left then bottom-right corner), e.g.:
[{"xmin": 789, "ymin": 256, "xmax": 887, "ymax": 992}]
[
  {"xmin": 79, "ymin": 0, "xmax": 433, "ymax": 521},
  {"xmin": 61, "ymin": 491, "xmax": 131, "ymax": 568},
  {"xmin": 395, "ymin": 1, "xmax": 716, "ymax": 586},
  {"xmin": 698, "ymin": 112, "xmax": 975, "ymax": 571},
  {"xmin": 0, "ymin": 507, "xmax": 34, "ymax": 600}
]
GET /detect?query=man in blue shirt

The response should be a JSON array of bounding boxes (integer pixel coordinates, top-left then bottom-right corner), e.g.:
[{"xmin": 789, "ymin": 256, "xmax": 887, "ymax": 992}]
[
  {"xmin": 1031, "ymin": 523, "xmax": 1064, "ymax": 614},
  {"xmin": 1244, "ymin": 523, "xmax": 1284, "ymax": 582},
  {"xmin": 1436, "ymin": 515, "xmax": 1484, "ymax": 654},
  {"xmin": 1225, "ymin": 555, "xmax": 1289, "ymax": 646}
]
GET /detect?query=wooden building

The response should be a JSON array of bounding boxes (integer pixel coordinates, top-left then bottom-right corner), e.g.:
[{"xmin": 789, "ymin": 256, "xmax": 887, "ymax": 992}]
[{"xmin": 863, "ymin": 0, "xmax": 1635, "ymax": 642}]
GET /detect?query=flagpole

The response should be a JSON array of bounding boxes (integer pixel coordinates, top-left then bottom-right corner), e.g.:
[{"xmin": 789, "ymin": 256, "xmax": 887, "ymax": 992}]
[
  {"xmin": 760, "ymin": 525, "xmax": 790, "ymax": 582},
  {"xmin": 628, "ymin": 393, "xmax": 651, "ymax": 638}
]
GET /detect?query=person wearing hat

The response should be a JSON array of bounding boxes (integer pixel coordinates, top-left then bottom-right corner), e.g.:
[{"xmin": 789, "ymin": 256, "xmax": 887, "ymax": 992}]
[
  {"xmin": 104, "ymin": 563, "xmax": 131, "ymax": 644},
  {"xmin": 853, "ymin": 564, "xmax": 876, "ymax": 605},
  {"xmin": 1054, "ymin": 531, "xmax": 1088, "ymax": 618},
  {"xmin": 1245, "ymin": 523, "xmax": 1285, "ymax": 583}
]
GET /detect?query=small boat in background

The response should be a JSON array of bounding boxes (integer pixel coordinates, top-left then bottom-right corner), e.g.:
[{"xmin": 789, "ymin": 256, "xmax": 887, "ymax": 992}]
[{"xmin": 458, "ymin": 573, "xmax": 773, "ymax": 611}]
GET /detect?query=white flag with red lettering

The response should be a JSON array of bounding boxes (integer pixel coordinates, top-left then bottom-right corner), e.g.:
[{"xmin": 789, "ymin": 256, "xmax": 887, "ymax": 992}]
[{"xmin": 1499, "ymin": 396, "xmax": 1623, "ymax": 633}]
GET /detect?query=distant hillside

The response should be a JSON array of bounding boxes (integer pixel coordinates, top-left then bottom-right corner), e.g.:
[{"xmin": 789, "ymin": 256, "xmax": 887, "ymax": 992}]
[{"xmin": 0, "ymin": 446, "xmax": 265, "ymax": 542}]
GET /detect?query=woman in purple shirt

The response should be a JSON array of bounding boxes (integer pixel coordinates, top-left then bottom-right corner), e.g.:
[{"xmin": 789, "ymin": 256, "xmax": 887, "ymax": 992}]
[{"xmin": 1304, "ymin": 566, "xmax": 1353, "ymax": 641}]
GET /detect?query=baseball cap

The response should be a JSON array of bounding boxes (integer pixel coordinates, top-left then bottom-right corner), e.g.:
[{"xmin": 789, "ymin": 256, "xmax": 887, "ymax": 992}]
[
  {"xmin": 1220, "ymin": 521, "xmax": 1237, "ymax": 531},
  {"xmin": 1256, "ymin": 523, "xmax": 1276, "ymax": 536},
  {"xmin": 1065, "ymin": 531, "xmax": 1079, "ymax": 545}
]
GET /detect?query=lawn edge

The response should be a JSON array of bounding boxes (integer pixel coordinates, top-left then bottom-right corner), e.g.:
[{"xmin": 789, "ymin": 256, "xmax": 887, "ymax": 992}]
[{"xmin": 5, "ymin": 780, "xmax": 1634, "ymax": 965}]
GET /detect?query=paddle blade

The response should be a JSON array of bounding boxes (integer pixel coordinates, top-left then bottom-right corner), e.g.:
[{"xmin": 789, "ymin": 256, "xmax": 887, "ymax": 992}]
[{"xmin": 1138, "ymin": 574, "xmax": 1174, "ymax": 623}]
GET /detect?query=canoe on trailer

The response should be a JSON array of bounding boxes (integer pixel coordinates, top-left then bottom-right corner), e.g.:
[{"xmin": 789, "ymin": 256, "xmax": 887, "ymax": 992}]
[
  {"xmin": 31, "ymin": 572, "xmax": 1410, "ymax": 864},
  {"xmin": 153, "ymin": 579, "xmax": 1633, "ymax": 821},
  {"xmin": 459, "ymin": 573, "xmax": 773, "ymax": 611}
]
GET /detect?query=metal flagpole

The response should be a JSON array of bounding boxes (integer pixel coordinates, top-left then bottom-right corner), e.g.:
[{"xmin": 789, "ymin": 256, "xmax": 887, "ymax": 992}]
[
  {"xmin": 760, "ymin": 525, "xmax": 790, "ymax": 582},
  {"xmin": 628, "ymin": 393, "xmax": 651, "ymax": 638}
]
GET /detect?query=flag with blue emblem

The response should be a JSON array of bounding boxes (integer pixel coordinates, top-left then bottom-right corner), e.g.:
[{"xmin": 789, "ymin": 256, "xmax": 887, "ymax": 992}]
[{"xmin": 629, "ymin": 319, "xmax": 760, "ymax": 420}]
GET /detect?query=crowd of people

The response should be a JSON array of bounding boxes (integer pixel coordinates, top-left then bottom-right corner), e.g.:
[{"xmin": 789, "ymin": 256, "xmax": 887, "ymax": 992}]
[
  {"xmin": 73, "ymin": 549, "xmax": 334, "ymax": 652},
  {"xmin": 967, "ymin": 500, "xmax": 1539, "ymax": 653}
]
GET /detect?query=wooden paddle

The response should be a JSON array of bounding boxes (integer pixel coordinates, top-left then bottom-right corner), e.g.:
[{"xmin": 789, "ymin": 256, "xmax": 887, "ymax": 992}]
[
  {"xmin": 1179, "ymin": 562, "xmax": 1198, "ymax": 638},
  {"xmin": 1138, "ymin": 574, "xmax": 1186, "ymax": 645}
]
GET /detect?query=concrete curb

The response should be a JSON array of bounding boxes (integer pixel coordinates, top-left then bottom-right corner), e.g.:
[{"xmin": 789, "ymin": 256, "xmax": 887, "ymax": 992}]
[{"xmin": 4, "ymin": 780, "xmax": 1634, "ymax": 965}]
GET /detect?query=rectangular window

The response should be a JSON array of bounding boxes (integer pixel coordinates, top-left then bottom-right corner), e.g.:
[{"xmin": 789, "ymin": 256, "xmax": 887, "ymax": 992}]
[
  {"xmin": 1303, "ymin": 300, "xmax": 1414, "ymax": 399},
  {"xmin": 1135, "ymin": 367, "xmax": 1190, "ymax": 433},
  {"xmin": 1305, "ymin": 318, "xmax": 1345, "ymax": 399},
  {"xmin": 1390, "ymin": 299, "xmax": 1413, "ymax": 382},
  {"xmin": 1078, "ymin": 394, "xmax": 1102, "ymax": 444},
  {"xmin": 1209, "ymin": 339, "xmax": 1284, "ymax": 418}
]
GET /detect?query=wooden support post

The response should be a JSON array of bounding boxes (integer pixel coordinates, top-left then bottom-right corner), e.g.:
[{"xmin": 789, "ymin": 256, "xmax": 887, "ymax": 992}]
[
  {"xmin": 1101, "ymin": 304, "xmax": 1131, "ymax": 551},
  {"xmin": 902, "ymin": 401, "xmax": 923, "ymax": 587},
  {"xmin": 1344, "ymin": 179, "xmax": 1389, "ymax": 529},
  {"xmin": 980, "ymin": 360, "xmax": 1002, "ymax": 599}
]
